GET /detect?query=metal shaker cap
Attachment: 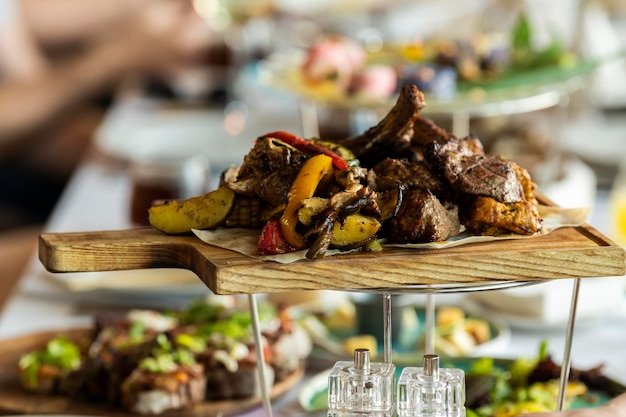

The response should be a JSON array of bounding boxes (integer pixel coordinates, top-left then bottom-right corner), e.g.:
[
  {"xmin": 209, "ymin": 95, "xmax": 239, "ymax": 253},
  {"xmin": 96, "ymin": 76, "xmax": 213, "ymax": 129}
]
[
  {"xmin": 354, "ymin": 348, "xmax": 371, "ymax": 371},
  {"xmin": 423, "ymin": 354, "xmax": 440, "ymax": 378}
]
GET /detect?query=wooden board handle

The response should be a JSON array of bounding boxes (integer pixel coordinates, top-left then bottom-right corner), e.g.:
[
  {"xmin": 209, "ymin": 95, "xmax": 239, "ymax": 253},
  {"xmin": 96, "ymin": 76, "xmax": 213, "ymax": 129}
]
[{"xmin": 39, "ymin": 228, "xmax": 202, "ymax": 273}]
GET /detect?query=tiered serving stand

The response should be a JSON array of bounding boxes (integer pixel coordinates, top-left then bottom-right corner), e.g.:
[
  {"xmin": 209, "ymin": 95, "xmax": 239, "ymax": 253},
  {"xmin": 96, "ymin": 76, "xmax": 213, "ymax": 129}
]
[{"xmin": 39, "ymin": 216, "xmax": 625, "ymax": 415}]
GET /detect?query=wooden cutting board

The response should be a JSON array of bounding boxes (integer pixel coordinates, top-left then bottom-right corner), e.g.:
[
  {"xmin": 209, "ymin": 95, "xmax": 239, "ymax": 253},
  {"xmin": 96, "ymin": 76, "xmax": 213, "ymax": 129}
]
[
  {"xmin": 0, "ymin": 328, "xmax": 304, "ymax": 417},
  {"xmin": 39, "ymin": 222, "xmax": 625, "ymax": 295}
]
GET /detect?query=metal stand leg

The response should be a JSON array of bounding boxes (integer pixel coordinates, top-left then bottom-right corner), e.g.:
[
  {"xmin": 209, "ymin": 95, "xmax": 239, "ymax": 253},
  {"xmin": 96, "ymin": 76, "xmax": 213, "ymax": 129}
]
[
  {"xmin": 383, "ymin": 292, "xmax": 392, "ymax": 363},
  {"xmin": 451, "ymin": 110, "xmax": 470, "ymax": 138},
  {"xmin": 248, "ymin": 294, "xmax": 273, "ymax": 417},
  {"xmin": 557, "ymin": 278, "xmax": 581, "ymax": 411},
  {"xmin": 425, "ymin": 293, "xmax": 436, "ymax": 354},
  {"xmin": 351, "ymin": 109, "xmax": 380, "ymax": 136},
  {"xmin": 299, "ymin": 100, "xmax": 320, "ymax": 138}
]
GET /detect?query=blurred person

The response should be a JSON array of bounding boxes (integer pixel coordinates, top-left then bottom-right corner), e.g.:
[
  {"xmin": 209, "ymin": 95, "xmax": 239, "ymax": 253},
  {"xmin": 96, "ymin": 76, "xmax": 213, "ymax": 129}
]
[{"xmin": 0, "ymin": 0, "xmax": 214, "ymax": 230}]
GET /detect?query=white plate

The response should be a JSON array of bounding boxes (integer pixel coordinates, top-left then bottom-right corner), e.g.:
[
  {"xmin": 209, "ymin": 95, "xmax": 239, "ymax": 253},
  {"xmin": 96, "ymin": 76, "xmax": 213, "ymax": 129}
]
[
  {"xmin": 462, "ymin": 277, "xmax": 626, "ymax": 331},
  {"xmin": 40, "ymin": 268, "xmax": 210, "ymax": 309},
  {"xmin": 95, "ymin": 98, "xmax": 304, "ymax": 173},
  {"xmin": 562, "ymin": 114, "xmax": 626, "ymax": 166},
  {"xmin": 47, "ymin": 268, "xmax": 201, "ymax": 292}
]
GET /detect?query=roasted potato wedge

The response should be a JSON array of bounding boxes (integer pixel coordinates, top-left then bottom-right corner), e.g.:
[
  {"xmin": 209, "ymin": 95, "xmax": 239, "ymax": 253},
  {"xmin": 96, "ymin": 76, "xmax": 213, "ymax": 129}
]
[
  {"xmin": 149, "ymin": 186, "xmax": 236, "ymax": 234},
  {"xmin": 330, "ymin": 214, "xmax": 381, "ymax": 247},
  {"xmin": 297, "ymin": 197, "xmax": 329, "ymax": 226}
]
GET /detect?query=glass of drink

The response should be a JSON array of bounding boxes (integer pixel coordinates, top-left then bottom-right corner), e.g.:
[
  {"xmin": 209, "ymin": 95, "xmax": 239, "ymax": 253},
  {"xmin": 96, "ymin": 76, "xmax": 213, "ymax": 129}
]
[
  {"xmin": 609, "ymin": 157, "xmax": 626, "ymax": 246},
  {"xmin": 129, "ymin": 154, "xmax": 211, "ymax": 226}
]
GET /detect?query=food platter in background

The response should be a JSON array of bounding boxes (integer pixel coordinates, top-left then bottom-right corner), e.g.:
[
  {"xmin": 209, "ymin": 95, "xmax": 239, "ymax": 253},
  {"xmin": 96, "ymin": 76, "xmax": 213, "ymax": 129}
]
[
  {"xmin": 0, "ymin": 297, "xmax": 310, "ymax": 416},
  {"xmin": 274, "ymin": 0, "xmax": 386, "ymax": 16},
  {"xmin": 257, "ymin": 47, "xmax": 597, "ymax": 118},
  {"xmin": 0, "ymin": 328, "xmax": 304, "ymax": 417},
  {"xmin": 257, "ymin": 8, "xmax": 619, "ymax": 119},
  {"xmin": 292, "ymin": 297, "xmax": 511, "ymax": 368}
]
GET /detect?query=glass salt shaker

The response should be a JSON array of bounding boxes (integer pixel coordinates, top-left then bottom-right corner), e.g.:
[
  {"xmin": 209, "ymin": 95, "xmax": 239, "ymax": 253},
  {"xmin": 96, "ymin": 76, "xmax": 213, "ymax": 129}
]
[
  {"xmin": 328, "ymin": 348, "xmax": 396, "ymax": 415},
  {"xmin": 397, "ymin": 354, "xmax": 465, "ymax": 417}
]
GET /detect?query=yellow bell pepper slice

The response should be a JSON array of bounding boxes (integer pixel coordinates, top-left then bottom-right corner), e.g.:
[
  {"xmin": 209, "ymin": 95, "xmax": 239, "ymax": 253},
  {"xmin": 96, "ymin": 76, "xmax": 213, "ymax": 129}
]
[{"xmin": 280, "ymin": 154, "xmax": 334, "ymax": 249}]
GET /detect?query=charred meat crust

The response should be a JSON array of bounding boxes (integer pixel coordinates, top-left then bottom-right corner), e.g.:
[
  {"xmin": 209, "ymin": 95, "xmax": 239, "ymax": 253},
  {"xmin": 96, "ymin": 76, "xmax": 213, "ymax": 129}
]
[
  {"xmin": 231, "ymin": 137, "xmax": 310, "ymax": 207},
  {"xmin": 424, "ymin": 136, "xmax": 525, "ymax": 204},
  {"xmin": 461, "ymin": 162, "xmax": 542, "ymax": 236},
  {"xmin": 337, "ymin": 85, "xmax": 426, "ymax": 167},
  {"xmin": 372, "ymin": 158, "xmax": 451, "ymax": 200},
  {"xmin": 203, "ymin": 364, "xmax": 274, "ymax": 401},
  {"xmin": 463, "ymin": 196, "xmax": 543, "ymax": 236},
  {"xmin": 411, "ymin": 116, "xmax": 455, "ymax": 146},
  {"xmin": 385, "ymin": 188, "xmax": 460, "ymax": 243}
]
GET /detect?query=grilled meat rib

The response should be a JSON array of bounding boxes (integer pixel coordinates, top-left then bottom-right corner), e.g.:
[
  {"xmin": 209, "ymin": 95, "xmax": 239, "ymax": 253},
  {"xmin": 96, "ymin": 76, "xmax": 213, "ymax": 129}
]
[
  {"xmin": 423, "ymin": 134, "xmax": 484, "ymax": 175},
  {"xmin": 337, "ymin": 85, "xmax": 426, "ymax": 167},
  {"xmin": 412, "ymin": 116, "xmax": 455, "ymax": 146},
  {"xmin": 450, "ymin": 154, "xmax": 524, "ymax": 203}
]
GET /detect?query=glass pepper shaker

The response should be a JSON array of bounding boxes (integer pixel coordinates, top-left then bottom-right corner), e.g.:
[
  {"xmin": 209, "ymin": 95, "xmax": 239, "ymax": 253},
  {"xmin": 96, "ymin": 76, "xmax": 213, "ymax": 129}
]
[
  {"xmin": 397, "ymin": 354, "xmax": 465, "ymax": 416},
  {"xmin": 328, "ymin": 348, "xmax": 396, "ymax": 415}
]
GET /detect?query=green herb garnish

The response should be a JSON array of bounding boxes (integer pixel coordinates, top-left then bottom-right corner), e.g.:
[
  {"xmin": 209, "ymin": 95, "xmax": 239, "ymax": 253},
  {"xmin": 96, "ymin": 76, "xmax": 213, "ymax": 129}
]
[
  {"xmin": 18, "ymin": 336, "xmax": 82, "ymax": 388},
  {"xmin": 138, "ymin": 333, "xmax": 198, "ymax": 374}
]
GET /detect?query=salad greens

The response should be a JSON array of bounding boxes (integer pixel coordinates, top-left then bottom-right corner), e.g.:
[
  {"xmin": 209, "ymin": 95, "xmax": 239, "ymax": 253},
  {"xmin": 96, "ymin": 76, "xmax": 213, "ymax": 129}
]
[
  {"xmin": 196, "ymin": 310, "xmax": 253, "ymax": 340},
  {"xmin": 509, "ymin": 14, "xmax": 576, "ymax": 73},
  {"xmin": 183, "ymin": 299, "xmax": 278, "ymax": 342},
  {"xmin": 138, "ymin": 334, "xmax": 197, "ymax": 374},
  {"xmin": 175, "ymin": 332, "xmax": 207, "ymax": 353},
  {"xmin": 128, "ymin": 320, "xmax": 147, "ymax": 344},
  {"xmin": 178, "ymin": 300, "xmax": 225, "ymax": 325},
  {"xmin": 18, "ymin": 336, "xmax": 82, "ymax": 388},
  {"xmin": 464, "ymin": 341, "xmax": 590, "ymax": 417}
]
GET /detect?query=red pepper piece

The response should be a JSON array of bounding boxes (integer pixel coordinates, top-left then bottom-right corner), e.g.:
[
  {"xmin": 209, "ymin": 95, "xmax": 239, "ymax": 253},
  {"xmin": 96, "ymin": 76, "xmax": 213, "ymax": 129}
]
[
  {"xmin": 257, "ymin": 219, "xmax": 298, "ymax": 255},
  {"xmin": 261, "ymin": 131, "xmax": 350, "ymax": 171}
]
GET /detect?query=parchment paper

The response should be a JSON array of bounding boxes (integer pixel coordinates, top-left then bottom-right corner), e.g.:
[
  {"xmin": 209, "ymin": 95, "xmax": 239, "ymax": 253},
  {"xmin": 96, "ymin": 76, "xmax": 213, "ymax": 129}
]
[{"xmin": 193, "ymin": 206, "xmax": 590, "ymax": 264}]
